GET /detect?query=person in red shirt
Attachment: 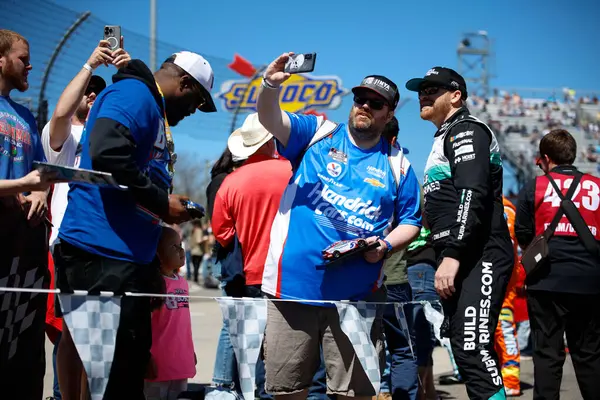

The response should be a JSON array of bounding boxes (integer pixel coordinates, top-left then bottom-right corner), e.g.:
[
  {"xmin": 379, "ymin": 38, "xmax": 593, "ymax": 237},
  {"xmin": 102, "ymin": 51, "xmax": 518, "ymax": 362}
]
[{"xmin": 212, "ymin": 113, "xmax": 291, "ymax": 285}]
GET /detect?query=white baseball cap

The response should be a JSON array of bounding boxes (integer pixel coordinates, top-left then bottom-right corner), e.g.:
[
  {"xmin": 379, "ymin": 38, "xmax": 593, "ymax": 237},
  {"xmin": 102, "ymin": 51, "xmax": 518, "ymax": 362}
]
[
  {"xmin": 171, "ymin": 51, "xmax": 217, "ymax": 113},
  {"xmin": 227, "ymin": 113, "xmax": 273, "ymax": 159}
]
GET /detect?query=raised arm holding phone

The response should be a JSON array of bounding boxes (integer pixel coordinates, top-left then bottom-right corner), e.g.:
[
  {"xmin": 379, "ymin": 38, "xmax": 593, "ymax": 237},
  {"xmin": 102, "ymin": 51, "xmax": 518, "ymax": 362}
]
[
  {"xmin": 53, "ymin": 29, "xmax": 218, "ymax": 397},
  {"xmin": 255, "ymin": 52, "xmax": 421, "ymax": 400}
]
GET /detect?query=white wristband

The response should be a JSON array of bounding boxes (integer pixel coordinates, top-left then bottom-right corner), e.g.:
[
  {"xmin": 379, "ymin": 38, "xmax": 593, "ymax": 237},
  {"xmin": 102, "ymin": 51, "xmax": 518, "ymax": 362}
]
[
  {"xmin": 83, "ymin": 63, "xmax": 93, "ymax": 73},
  {"xmin": 261, "ymin": 78, "xmax": 279, "ymax": 90}
]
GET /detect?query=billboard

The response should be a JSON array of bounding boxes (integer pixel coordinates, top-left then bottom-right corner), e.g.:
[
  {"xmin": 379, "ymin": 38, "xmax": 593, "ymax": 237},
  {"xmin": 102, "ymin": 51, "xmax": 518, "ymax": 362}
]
[{"xmin": 218, "ymin": 54, "xmax": 348, "ymax": 116}]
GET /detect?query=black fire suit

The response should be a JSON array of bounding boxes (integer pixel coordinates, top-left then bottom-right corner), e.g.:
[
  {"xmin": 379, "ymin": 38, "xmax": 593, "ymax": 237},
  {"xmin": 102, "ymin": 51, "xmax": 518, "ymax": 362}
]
[{"xmin": 422, "ymin": 107, "xmax": 514, "ymax": 400}]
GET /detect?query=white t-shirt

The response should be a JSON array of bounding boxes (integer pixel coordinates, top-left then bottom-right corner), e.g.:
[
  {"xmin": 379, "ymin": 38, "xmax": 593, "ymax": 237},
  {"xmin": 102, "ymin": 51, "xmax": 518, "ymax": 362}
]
[{"xmin": 41, "ymin": 120, "xmax": 84, "ymax": 246}]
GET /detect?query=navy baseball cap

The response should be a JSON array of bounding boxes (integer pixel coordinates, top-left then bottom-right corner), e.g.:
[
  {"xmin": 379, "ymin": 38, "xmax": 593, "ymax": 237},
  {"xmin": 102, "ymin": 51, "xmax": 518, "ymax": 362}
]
[
  {"xmin": 352, "ymin": 75, "xmax": 400, "ymax": 109},
  {"xmin": 85, "ymin": 75, "xmax": 107, "ymax": 96},
  {"xmin": 405, "ymin": 67, "xmax": 468, "ymax": 99}
]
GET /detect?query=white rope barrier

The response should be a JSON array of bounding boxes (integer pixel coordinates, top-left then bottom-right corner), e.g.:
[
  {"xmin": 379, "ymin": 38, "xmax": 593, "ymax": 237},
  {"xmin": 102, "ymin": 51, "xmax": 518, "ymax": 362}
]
[{"xmin": 0, "ymin": 286, "xmax": 442, "ymax": 306}]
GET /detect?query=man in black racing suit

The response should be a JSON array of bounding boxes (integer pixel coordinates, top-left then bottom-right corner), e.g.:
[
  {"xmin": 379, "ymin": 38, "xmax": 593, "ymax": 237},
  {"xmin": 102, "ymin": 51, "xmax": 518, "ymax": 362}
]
[{"xmin": 405, "ymin": 67, "xmax": 514, "ymax": 400}]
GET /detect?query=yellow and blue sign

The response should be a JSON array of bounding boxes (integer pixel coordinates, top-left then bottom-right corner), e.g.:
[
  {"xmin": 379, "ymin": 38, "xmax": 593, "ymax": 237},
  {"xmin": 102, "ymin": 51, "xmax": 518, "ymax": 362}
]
[{"xmin": 217, "ymin": 74, "xmax": 347, "ymax": 113}]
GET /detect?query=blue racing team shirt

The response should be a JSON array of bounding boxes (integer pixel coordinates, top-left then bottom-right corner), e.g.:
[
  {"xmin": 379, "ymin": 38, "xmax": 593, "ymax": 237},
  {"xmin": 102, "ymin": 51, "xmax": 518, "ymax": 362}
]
[
  {"xmin": 0, "ymin": 96, "xmax": 46, "ymax": 180},
  {"xmin": 59, "ymin": 79, "xmax": 170, "ymax": 264},
  {"xmin": 261, "ymin": 112, "xmax": 421, "ymax": 302}
]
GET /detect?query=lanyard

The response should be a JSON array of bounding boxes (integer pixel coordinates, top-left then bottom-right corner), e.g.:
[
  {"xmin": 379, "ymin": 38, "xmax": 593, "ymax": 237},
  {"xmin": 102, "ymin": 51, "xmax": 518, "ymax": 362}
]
[{"xmin": 155, "ymin": 82, "xmax": 176, "ymax": 179}]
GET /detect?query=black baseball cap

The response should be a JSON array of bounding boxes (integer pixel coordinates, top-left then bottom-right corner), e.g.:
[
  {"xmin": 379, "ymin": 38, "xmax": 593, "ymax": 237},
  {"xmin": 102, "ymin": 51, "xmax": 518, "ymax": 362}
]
[
  {"xmin": 405, "ymin": 67, "xmax": 468, "ymax": 99},
  {"xmin": 352, "ymin": 75, "xmax": 400, "ymax": 109},
  {"xmin": 85, "ymin": 75, "xmax": 107, "ymax": 96}
]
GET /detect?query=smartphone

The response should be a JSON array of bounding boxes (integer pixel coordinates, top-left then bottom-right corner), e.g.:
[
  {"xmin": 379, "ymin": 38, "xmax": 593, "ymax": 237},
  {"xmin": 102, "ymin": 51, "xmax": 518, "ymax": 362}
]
[
  {"xmin": 103, "ymin": 25, "xmax": 121, "ymax": 51},
  {"xmin": 284, "ymin": 53, "xmax": 317, "ymax": 74}
]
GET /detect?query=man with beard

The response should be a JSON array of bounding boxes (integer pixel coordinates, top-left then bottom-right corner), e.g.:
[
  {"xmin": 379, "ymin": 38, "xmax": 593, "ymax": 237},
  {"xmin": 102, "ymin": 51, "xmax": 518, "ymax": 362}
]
[
  {"xmin": 54, "ymin": 51, "xmax": 217, "ymax": 399},
  {"xmin": 0, "ymin": 29, "xmax": 64, "ymax": 399},
  {"xmin": 256, "ymin": 52, "xmax": 421, "ymax": 400},
  {"xmin": 405, "ymin": 67, "xmax": 514, "ymax": 400}
]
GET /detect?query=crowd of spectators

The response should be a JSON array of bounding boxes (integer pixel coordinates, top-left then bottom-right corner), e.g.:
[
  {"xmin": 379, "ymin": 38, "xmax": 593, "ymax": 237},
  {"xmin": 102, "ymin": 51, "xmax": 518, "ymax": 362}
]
[{"xmin": 467, "ymin": 88, "xmax": 600, "ymax": 178}]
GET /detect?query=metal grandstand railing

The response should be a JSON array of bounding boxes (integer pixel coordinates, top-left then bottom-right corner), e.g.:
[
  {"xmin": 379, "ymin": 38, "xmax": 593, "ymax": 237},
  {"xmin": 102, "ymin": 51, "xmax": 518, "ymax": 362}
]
[{"xmin": 1, "ymin": 0, "xmax": 239, "ymax": 142}]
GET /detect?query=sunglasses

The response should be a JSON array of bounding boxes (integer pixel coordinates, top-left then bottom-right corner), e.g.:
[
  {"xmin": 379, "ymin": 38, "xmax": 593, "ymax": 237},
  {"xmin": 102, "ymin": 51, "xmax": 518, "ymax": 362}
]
[
  {"xmin": 353, "ymin": 95, "xmax": 386, "ymax": 111},
  {"xmin": 185, "ymin": 75, "xmax": 207, "ymax": 110},
  {"xmin": 419, "ymin": 86, "xmax": 448, "ymax": 96}
]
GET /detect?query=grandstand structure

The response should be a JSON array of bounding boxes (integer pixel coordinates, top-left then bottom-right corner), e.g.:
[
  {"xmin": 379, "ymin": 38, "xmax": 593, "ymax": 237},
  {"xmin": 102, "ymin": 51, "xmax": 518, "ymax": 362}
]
[
  {"xmin": 469, "ymin": 95, "xmax": 600, "ymax": 188},
  {"xmin": 456, "ymin": 32, "xmax": 600, "ymax": 189}
]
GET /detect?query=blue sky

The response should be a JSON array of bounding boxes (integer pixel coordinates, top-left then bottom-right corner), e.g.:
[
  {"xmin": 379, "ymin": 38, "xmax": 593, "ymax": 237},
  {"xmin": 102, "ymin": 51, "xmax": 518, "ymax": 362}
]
[{"xmin": 51, "ymin": 0, "xmax": 599, "ymax": 190}]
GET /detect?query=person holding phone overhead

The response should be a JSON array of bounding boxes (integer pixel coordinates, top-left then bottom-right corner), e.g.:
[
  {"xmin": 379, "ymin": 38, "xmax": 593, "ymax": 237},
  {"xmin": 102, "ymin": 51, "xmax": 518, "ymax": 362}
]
[
  {"xmin": 53, "ymin": 46, "xmax": 218, "ymax": 399},
  {"xmin": 256, "ymin": 52, "xmax": 421, "ymax": 400},
  {"xmin": 40, "ymin": 37, "xmax": 130, "ymax": 400}
]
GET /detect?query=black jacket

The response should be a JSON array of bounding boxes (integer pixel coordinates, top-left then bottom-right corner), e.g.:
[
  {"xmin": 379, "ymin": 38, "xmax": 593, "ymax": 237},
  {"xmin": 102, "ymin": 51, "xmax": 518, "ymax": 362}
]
[
  {"xmin": 88, "ymin": 60, "xmax": 170, "ymax": 217},
  {"xmin": 515, "ymin": 165, "xmax": 600, "ymax": 294},
  {"xmin": 206, "ymin": 172, "xmax": 228, "ymax": 221},
  {"xmin": 423, "ymin": 107, "xmax": 510, "ymax": 264}
]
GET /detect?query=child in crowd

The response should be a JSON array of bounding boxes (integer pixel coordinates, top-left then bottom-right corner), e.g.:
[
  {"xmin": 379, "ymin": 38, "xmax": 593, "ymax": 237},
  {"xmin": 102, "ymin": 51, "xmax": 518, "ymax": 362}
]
[{"xmin": 145, "ymin": 226, "xmax": 197, "ymax": 400}]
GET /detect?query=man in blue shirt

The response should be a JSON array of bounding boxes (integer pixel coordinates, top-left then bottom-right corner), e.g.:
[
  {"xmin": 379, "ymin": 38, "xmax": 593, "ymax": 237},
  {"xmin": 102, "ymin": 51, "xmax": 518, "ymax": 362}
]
[
  {"xmin": 0, "ymin": 29, "xmax": 64, "ymax": 399},
  {"xmin": 53, "ymin": 51, "xmax": 218, "ymax": 399},
  {"xmin": 257, "ymin": 52, "xmax": 421, "ymax": 400}
]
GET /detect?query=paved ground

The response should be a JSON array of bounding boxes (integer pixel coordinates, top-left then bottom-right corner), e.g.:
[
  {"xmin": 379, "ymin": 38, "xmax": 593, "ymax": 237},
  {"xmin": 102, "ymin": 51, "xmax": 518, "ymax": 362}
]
[{"xmin": 43, "ymin": 285, "xmax": 580, "ymax": 399}]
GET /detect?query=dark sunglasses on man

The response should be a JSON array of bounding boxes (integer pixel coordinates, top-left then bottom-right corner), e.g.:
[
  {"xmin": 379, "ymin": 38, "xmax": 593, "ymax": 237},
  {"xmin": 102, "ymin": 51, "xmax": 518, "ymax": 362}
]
[
  {"xmin": 419, "ymin": 85, "xmax": 467, "ymax": 97},
  {"xmin": 353, "ymin": 95, "xmax": 387, "ymax": 111}
]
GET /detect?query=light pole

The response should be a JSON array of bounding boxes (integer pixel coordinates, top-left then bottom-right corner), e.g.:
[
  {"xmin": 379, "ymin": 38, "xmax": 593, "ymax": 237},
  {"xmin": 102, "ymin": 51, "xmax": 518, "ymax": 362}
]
[{"xmin": 150, "ymin": 0, "xmax": 157, "ymax": 71}]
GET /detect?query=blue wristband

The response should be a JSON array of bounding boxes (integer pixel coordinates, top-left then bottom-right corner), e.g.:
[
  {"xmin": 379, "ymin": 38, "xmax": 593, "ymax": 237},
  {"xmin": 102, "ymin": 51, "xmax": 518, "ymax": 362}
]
[{"xmin": 381, "ymin": 238, "xmax": 393, "ymax": 253}]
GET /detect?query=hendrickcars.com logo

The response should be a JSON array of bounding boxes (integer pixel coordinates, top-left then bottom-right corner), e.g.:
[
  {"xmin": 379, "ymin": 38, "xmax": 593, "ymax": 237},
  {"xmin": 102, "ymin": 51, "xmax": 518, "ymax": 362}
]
[{"xmin": 217, "ymin": 74, "xmax": 347, "ymax": 113}]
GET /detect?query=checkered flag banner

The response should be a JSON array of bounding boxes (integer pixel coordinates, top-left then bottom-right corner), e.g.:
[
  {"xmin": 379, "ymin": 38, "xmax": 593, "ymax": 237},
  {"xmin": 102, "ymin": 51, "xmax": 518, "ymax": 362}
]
[
  {"xmin": 423, "ymin": 301, "xmax": 450, "ymax": 347},
  {"xmin": 394, "ymin": 303, "xmax": 415, "ymax": 360},
  {"xmin": 59, "ymin": 294, "xmax": 121, "ymax": 400},
  {"xmin": 216, "ymin": 297, "xmax": 267, "ymax": 400},
  {"xmin": 0, "ymin": 257, "xmax": 45, "ymax": 360},
  {"xmin": 335, "ymin": 301, "xmax": 381, "ymax": 393}
]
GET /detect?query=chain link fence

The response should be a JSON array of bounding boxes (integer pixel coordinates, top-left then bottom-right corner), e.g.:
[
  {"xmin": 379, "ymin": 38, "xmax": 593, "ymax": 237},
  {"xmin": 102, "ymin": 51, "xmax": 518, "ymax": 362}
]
[{"xmin": 2, "ymin": 0, "xmax": 240, "ymax": 142}]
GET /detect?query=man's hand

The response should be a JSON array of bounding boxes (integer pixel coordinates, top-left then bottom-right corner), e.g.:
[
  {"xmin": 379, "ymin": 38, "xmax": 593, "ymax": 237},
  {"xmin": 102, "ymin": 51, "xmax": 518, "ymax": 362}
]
[
  {"xmin": 111, "ymin": 37, "xmax": 131, "ymax": 69},
  {"xmin": 21, "ymin": 191, "xmax": 48, "ymax": 226},
  {"xmin": 435, "ymin": 257, "xmax": 460, "ymax": 299},
  {"xmin": 263, "ymin": 52, "xmax": 294, "ymax": 87},
  {"xmin": 162, "ymin": 194, "xmax": 191, "ymax": 225},
  {"xmin": 363, "ymin": 236, "xmax": 387, "ymax": 264},
  {"xmin": 86, "ymin": 40, "xmax": 115, "ymax": 69}
]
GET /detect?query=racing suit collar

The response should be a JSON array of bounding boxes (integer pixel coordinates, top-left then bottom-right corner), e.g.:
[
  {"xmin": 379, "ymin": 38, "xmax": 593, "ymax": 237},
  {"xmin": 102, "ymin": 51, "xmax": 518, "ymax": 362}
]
[{"xmin": 435, "ymin": 106, "xmax": 470, "ymax": 137}]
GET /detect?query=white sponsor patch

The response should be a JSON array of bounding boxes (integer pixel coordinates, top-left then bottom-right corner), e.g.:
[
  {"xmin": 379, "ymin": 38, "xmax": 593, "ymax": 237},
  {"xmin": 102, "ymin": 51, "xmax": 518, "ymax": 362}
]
[
  {"xmin": 455, "ymin": 153, "xmax": 476, "ymax": 164},
  {"xmin": 432, "ymin": 230, "xmax": 450, "ymax": 240},
  {"xmin": 452, "ymin": 138, "xmax": 473, "ymax": 148},
  {"xmin": 454, "ymin": 144, "xmax": 474, "ymax": 156}
]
